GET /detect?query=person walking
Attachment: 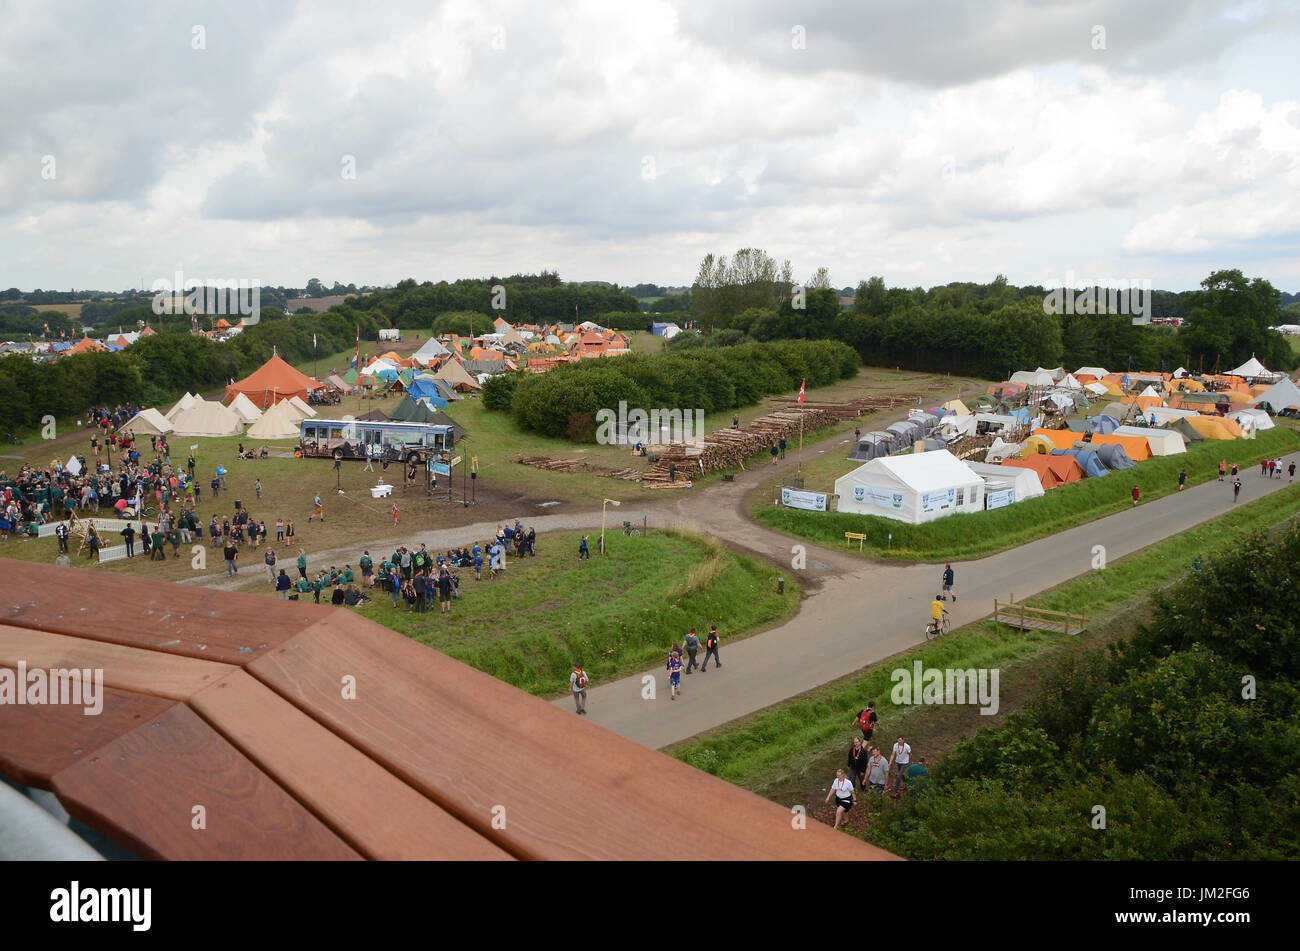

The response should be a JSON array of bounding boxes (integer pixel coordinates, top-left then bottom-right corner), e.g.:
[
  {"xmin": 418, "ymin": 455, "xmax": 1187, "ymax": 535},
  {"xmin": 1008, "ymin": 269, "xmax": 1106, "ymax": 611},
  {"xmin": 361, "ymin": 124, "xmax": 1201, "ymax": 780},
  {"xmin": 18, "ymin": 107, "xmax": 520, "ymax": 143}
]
[
  {"xmin": 363, "ymin": 443, "xmax": 375, "ymax": 472},
  {"xmin": 941, "ymin": 564, "xmax": 956, "ymax": 602},
  {"xmin": 436, "ymin": 568, "xmax": 453, "ymax": 613},
  {"xmin": 1231, "ymin": 463, "xmax": 1239, "ymax": 478},
  {"xmin": 119, "ymin": 522, "xmax": 135, "ymax": 558},
  {"xmin": 1131, "ymin": 485, "xmax": 1141, "ymax": 507},
  {"xmin": 888, "ymin": 736, "xmax": 912, "ymax": 795},
  {"xmin": 825, "ymin": 768, "xmax": 857, "ymax": 830},
  {"xmin": 1218, "ymin": 459, "xmax": 1226, "ymax": 482},
  {"xmin": 779, "ymin": 436, "xmax": 787, "ymax": 459},
  {"xmin": 264, "ymin": 547, "xmax": 277, "ymax": 585},
  {"xmin": 683, "ymin": 627, "xmax": 700, "ymax": 674},
  {"xmin": 309, "ymin": 492, "xmax": 324, "ymax": 522},
  {"xmin": 1289, "ymin": 461, "xmax": 1296, "ymax": 483},
  {"xmin": 701, "ymin": 625, "xmax": 721, "ymax": 670},
  {"xmin": 1232, "ymin": 478, "xmax": 1242, "ymax": 503},
  {"xmin": 570, "ymin": 664, "xmax": 589, "ymax": 715},
  {"xmin": 866, "ymin": 746, "xmax": 890, "ymax": 794},
  {"xmin": 847, "ymin": 737, "xmax": 869, "ymax": 791},
  {"xmin": 1276, "ymin": 458, "xmax": 1284, "ymax": 480},
  {"xmin": 223, "ymin": 539, "xmax": 239, "ymax": 576},
  {"xmin": 667, "ymin": 646, "xmax": 684, "ymax": 700},
  {"xmin": 296, "ymin": 548, "xmax": 308, "ymax": 581},
  {"xmin": 285, "ymin": 519, "xmax": 295, "ymax": 543},
  {"xmin": 854, "ymin": 702, "xmax": 877, "ymax": 744},
  {"xmin": 1261, "ymin": 458, "xmax": 1269, "ymax": 477},
  {"xmin": 1178, "ymin": 468, "xmax": 1187, "ymax": 491},
  {"xmin": 254, "ymin": 478, "xmax": 262, "ymax": 500},
  {"xmin": 770, "ymin": 443, "xmax": 778, "ymax": 465},
  {"xmin": 578, "ymin": 535, "xmax": 590, "ymax": 560},
  {"xmin": 276, "ymin": 517, "xmax": 285, "ymax": 541},
  {"xmin": 392, "ymin": 502, "xmax": 399, "ymax": 527},
  {"xmin": 276, "ymin": 569, "xmax": 292, "ymax": 599}
]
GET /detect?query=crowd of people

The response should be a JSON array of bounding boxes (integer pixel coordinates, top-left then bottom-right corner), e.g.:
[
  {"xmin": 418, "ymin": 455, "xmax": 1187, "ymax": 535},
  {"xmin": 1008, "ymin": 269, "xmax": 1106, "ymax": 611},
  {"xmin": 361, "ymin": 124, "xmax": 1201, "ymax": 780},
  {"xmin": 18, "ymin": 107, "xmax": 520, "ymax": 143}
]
[{"xmin": 826, "ymin": 703, "xmax": 929, "ymax": 829}]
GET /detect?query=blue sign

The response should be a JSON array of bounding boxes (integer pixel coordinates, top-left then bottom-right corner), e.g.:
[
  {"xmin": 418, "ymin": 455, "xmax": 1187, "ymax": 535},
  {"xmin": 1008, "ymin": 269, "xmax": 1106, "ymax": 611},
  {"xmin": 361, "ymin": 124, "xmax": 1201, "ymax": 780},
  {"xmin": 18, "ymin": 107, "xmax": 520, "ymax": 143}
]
[{"xmin": 430, "ymin": 462, "xmax": 451, "ymax": 476}]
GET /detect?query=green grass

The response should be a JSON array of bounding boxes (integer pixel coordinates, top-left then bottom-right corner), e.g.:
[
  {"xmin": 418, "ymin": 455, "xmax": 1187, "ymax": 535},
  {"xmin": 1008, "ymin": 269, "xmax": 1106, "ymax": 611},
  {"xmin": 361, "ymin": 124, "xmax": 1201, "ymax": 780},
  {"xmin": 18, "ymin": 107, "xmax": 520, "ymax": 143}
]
[
  {"xmin": 670, "ymin": 486, "xmax": 1300, "ymax": 794},
  {"xmin": 754, "ymin": 424, "xmax": 1300, "ymax": 561},
  {"xmin": 355, "ymin": 529, "xmax": 801, "ymax": 697}
]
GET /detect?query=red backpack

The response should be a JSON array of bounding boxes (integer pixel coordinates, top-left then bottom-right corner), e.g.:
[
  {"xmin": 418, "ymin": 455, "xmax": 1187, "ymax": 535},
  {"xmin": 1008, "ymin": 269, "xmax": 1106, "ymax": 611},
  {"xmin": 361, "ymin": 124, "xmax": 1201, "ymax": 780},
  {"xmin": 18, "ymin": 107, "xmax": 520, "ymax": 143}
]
[
  {"xmin": 574, "ymin": 669, "xmax": 588, "ymax": 689},
  {"xmin": 859, "ymin": 709, "xmax": 874, "ymax": 732}
]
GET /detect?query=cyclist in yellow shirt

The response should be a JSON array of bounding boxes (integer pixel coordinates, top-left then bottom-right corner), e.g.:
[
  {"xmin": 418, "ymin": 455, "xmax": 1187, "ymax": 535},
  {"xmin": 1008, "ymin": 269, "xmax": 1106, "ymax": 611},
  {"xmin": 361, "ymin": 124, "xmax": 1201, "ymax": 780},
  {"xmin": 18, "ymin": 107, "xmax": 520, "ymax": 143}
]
[{"xmin": 927, "ymin": 595, "xmax": 948, "ymax": 637}]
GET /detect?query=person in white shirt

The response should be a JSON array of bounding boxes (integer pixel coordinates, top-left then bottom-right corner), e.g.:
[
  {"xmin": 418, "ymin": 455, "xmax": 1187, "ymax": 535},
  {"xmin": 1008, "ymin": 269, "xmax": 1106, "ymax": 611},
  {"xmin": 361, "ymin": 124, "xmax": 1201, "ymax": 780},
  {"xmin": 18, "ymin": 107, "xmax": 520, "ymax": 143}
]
[
  {"xmin": 889, "ymin": 737, "xmax": 912, "ymax": 794},
  {"xmin": 824, "ymin": 768, "xmax": 857, "ymax": 829}
]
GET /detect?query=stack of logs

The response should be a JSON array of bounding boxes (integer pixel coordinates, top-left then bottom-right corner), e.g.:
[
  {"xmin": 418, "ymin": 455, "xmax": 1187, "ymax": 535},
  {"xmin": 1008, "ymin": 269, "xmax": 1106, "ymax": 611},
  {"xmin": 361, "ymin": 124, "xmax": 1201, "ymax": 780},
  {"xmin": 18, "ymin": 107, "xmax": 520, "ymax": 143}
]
[
  {"xmin": 769, "ymin": 393, "xmax": 917, "ymax": 420},
  {"xmin": 517, "ymin": 456, "xmax": 643, "ymax": 481}
]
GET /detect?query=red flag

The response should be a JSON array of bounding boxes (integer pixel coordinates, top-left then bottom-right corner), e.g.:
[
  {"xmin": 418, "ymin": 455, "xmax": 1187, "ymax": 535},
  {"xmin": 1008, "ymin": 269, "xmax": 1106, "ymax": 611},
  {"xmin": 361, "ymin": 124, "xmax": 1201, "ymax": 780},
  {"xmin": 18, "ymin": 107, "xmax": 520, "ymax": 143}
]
[{"xmin": 798, "ymin": 380, "xmax": 805, "ymax": 405}]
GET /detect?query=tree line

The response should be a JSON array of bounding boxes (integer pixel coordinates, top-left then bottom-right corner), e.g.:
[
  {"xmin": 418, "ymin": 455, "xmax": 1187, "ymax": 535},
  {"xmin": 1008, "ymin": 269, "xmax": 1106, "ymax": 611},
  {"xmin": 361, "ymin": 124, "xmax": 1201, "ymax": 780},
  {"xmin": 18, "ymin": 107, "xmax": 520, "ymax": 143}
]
[{"xmin": 482, "ymin": 339, "xmax": 860, "ymax": 441}]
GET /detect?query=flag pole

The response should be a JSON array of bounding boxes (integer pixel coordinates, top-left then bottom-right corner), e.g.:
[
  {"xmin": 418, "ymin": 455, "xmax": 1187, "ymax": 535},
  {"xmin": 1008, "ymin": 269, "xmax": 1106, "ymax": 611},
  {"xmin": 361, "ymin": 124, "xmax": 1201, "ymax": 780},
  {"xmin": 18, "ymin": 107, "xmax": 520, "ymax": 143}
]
[{"xmin": 797, "ymin": 378, "xmax": 805, "ymax": 476}]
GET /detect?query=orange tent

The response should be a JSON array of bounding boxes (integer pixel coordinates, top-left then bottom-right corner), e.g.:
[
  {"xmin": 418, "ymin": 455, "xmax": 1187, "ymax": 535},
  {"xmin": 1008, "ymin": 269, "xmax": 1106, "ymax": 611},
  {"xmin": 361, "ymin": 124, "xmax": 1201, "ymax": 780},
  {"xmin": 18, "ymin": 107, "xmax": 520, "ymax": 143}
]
[
  {"xmin": 1032, "ymin": 428, "xmax": 1083, "ymax": 451},
  {"xmin": 1074, "ymin": 374, "xmax": 1099, "ymax": 385},
  {"xmin": 1090, "ymin": 433, "xmax": 1152, "ymax": 461},
  {"xmin": 225, "ymin": 354, "xmax": 322, "ymax": 409},
  {"xmin": 1186, "ymin": 416, "xmax": 1242, "ymax": 440},
  {"xmin": 1004, "ymin": 454, "xmax": 1085, "ymax": 489},
  {"xmin": 1121, "ymin": 395, "xmax": 1164, "ymax": 412}
]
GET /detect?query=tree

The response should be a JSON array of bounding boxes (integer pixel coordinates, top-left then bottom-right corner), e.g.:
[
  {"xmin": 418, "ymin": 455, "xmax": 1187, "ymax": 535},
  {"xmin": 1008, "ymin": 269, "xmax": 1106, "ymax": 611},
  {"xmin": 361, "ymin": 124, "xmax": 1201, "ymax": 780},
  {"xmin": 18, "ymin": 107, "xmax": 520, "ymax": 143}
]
[{"xmin": 1182, "ymin": 269, "xmax": 1292, "ymax": 372}]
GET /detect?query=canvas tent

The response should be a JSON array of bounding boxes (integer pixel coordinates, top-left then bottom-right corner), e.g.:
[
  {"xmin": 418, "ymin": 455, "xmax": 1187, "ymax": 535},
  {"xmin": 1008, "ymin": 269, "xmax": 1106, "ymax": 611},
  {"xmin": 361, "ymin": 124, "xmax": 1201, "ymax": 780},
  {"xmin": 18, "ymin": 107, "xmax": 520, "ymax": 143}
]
[
  {"xmin": 121, "ymin": 407, "xmax": 173, "ymax": 436},
  {"xmin": 245, "ymin": 400, "xmax": 301, "ymax": 440},
  {"xmin": 1252, "ymin": 377, "xmax": 1300, "ymax": 414},
  {"xmin": 226, "ymin": 355, "xmax": 322, "ymax": 409},
  {"xmin": 848, "ymin": 432, "xmax": 894, "ymax": 462},
  {"xmin": 940, "ymin": 399, "xmax": 970, "ymax": 415},
  {"xmin": 288, "ymin": 395, "xmax": 317, "ymax": 418},
  {"xmin": 227, "ymin": 391, "xmax": 264, "ymax": 424},
  {"xmin": 1010, "ymin": 370, "xmax": 1055, "ymax": 387},
  {"xmin": 1148, "ymin": 406, "xmax": 1200, "ymax": 425},
  {"xmin": 164, "ymin": 392, "xmax": 199, "ymax": 420},
  {"xmin": 1114, "ymin": 426, "xmax": 1185, "ymax": 455},
  {"xmin": 1050, "ymin": 449, "xmax": 1109, "ymax": 477},
  {"xmin": 1031, "ymin": 428, "xmax": 1083, "ymax": 452},
  {"xmin": 411, "ymin": 338, "xmax": 451, "ymax": 367},
  {"xmin": 1083, "ymin": 382, "xmax": 1110, "ymax": 397},
  {"xmin": 325, "ymin": 373, "xmax": 351, "ymax": 393},
  {"xmin": 170, "ymin": 400, "xmax": 244, "ymax": 437},
  {"xmin": 965, "ymin": 461, "xmax": 1045, "ymax": 505},
  {"xmin": 1168, "ymin": 417, "xmax": 1205, "ymax": 443},
  {"xmin": 390, "ymin": 393, "xmax": 438, "ymax": 423},
  {"xmin": 833, "ymin": 450, "xmax": 985, "ymax": 525},
  {"xmin": 1003, "ymin": 453, "xmax": 1085, "ymax": 489},
  {"xmin": 435, "ymin": 358, "xmax": 482, "ymax": 391},
  {"xmin": 1185, "ymin": 416, "xmax": 1243, "ymax": 440},
  {"xmin": 1228, "ymin": 408, "xmax": 1274, "ymax": 432},
  {"xmin": 276, "ymin": 398, "xmax": 310, "ymax": 422},
  {"xmin": 1228, "ymin": 355, "xmax": 1275, "ymax": 381},
  {"xmin": 1075, "ymin": 366, "xmax": 1109, "ymax": 379}
]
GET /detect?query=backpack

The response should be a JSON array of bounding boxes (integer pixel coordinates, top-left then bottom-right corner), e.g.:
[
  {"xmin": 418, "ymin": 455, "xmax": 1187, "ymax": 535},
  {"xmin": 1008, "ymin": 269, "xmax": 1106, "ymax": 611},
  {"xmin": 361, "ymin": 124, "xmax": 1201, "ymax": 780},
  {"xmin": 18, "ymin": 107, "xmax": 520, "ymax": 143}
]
[
  {"xmin": 575, "ymin": 670, "xmax": 588, "ymax": 689},
  {"xmin": 859, "ymin": 709, "xmax": 874, "ymax": 732}
]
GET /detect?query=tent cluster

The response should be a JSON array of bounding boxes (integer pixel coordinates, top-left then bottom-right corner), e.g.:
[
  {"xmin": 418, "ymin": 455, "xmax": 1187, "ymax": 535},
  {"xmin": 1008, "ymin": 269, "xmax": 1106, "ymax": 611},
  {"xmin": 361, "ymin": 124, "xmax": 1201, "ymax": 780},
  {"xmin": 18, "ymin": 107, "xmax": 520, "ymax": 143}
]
[{"xmin": 846, "ymin": 400, "xmax": 1037, "ymax": 462}]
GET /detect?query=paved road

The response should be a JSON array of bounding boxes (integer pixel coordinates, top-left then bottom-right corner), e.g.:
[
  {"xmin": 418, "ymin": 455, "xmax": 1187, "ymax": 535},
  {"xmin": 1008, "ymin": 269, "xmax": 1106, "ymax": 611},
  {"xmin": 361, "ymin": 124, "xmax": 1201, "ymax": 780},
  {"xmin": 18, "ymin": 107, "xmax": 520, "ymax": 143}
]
[{"xmin": 554, "ymin": 448, "xmax": 1300, "ymax": 749}]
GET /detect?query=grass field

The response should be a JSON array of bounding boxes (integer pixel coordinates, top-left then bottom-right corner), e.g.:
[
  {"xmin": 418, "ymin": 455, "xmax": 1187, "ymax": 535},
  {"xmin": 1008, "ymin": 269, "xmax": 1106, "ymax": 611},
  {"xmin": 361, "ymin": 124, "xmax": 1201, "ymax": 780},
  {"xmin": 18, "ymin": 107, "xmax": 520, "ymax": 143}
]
[
  {"xmin": 669, "ymin": 486, "xmax": 1300, "ymax": 794},
  {"xmin": 354, "ymin": 529, "xmax": 800, "ymax": 697},
  {"xmin": 753, "ymin": 424, "xmax": 1300, "ymax": 562}
]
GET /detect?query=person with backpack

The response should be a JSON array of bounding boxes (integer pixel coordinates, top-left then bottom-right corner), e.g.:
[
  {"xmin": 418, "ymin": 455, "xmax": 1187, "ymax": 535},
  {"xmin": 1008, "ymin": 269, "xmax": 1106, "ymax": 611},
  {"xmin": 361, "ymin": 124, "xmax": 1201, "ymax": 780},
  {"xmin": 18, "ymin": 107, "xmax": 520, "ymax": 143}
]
[
  {"xmin": 578, "ymin": 535, "xmax": 590, "ymax": 560},
  {"xmin": 701, "ymin": 625, "xmax": 721, "ymax": 670},
  {"xmin": 854, "ymin": 702, "xmax": 877, "ymax": 743},
  {"xmin": 667, "ymin": 646, "xmax": 684, "ymax": 700},
  {"xmin": 846, "ymin": 736, "xmax": 869, "ymax": 791},
  {"xmin": 570, "ymin": 664, "xmax": 590, "ymax": 715},
  {"xmin": 683, "ymin": 628, "xmax": 701, "ymax": 673}
]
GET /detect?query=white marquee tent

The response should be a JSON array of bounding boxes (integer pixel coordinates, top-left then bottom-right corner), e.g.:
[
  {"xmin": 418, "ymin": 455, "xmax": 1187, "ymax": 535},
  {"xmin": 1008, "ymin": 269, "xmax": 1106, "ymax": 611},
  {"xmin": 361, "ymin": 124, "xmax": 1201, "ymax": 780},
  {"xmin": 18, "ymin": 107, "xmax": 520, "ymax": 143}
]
[
  {"xmin": 170, "ymin": 399, "xmax": 244, "ymax": 437},
  {"xmin": 834, "ymin": 450, "xmax": 985, "ymax": 525},
  {"xmin": 121, "ymin": 407, "xmax": 173, "ymax": 436},
  {"xmin": 1252, "ymin": 377, "xmax": 1300, "ymax": 413},
  {"xmin": 164, "ymin": 392, "xmax": 199, "ymax": 420},
  {"xmin": 227, "ymin": 391, "xmax": 264, "ymax": 423},
  {"xmin": 965, "ymin": 461, "xmax": 1045, "ymax": 506},
  {"xmin": 246, "ymin": 399, "xmax": 301, "ymax": 439},
  {"xmin": 289, "ymin": 395, "xmax": 317, "ymax": 417}
]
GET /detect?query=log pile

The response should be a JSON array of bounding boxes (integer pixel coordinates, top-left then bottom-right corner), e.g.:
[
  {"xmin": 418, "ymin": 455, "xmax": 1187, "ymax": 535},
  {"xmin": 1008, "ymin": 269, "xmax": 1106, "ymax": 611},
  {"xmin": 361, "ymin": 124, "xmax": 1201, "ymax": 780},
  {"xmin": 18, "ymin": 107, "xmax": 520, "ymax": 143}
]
[
  {"xmin": 769, "ymin": 393, "xmax": 916, "ymax": 420},
  {"xmin": 641, "ymin": 407, "xmax": 843, "ymax": 484},
  {"xmin": 517, "ymin": 456, "xmax": 643, "ymax": 481}
]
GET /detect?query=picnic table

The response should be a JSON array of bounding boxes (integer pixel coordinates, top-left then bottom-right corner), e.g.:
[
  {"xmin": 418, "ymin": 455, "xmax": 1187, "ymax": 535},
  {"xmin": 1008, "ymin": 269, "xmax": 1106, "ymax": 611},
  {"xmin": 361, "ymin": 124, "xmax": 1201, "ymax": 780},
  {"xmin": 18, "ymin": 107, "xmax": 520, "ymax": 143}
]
[{"xmin": 0, "ymin": 557, "xmax": 893, "ymax": 861}]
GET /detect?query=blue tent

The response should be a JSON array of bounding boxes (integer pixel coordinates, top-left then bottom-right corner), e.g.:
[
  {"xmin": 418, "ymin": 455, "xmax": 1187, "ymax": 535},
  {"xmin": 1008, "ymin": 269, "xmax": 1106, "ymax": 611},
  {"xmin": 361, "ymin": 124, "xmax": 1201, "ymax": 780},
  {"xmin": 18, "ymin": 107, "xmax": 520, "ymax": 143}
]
[
  {"xmin": 407, "ymin": 378, "xmax": 448, "ymax": 407},
  {"xmin": 1091, "ymin": 414, "xmax": 1121, "ymax": 434},
  {"xmin": 1051, "ymin": 449, "xmax": 1109, "ymax": 477}
]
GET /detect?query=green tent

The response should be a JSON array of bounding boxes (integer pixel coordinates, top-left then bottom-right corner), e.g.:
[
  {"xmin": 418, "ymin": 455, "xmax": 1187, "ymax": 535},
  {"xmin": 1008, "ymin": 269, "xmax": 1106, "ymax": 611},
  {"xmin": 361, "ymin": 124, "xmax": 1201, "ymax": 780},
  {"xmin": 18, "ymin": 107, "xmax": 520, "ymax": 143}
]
[{"xmin": 389, "ymin": 394, "xmax": 437, "ymax": 423}]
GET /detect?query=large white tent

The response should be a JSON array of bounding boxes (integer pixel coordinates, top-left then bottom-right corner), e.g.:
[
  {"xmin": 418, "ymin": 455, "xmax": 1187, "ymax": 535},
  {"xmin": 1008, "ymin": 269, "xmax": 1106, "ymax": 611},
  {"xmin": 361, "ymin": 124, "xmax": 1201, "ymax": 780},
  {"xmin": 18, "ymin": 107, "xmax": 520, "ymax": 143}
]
[
  {"xmin": 411, "ymin": 338, "xmax": 450, "ymax": 366},
  {"xmin": 1075, "ymin": 366, "xmax": 1110, "ymax": 378},
  {"xmin": 1228, "ymin": 408, "xmax": 1275, "ymax": 432},
  {"xmin": 275, "ymin": 397, "xmax": 310, "ymax": 422},
  {"xmin": 1252, "ymin": 377, "xmax": 1300, "ymax": 413},
  {"xmin": 1228, "ymin": 355, "xmax": 1274, "ymax": 381},
  {"xmin": 288, "ymin": 395, "xmax": 317, "ymax": 418},
  {"xmin": 121, "ymin": 407, "xmax": 173, "ymax": 436},
  {"xmin": 170, "ymin": 399, "xmax": 244, "ymax": 437},
  {"xmin": 164, "ymin": 392, "xmax": 199, "ymax": 420},
  {"xmin": 1114, "ymin": 425, "xmax": 1186, "ymax": 455},
  {"xmin": 965, "ymin": 461, "xmax": 1045, "ymax": 507},
  {"xmin": 834, "ymin": 450, "xmax": 985, "ymax": 524},
  {"xmin": 227, "ymin": 391, "xmax": 264, "ymax": 423},
  {"xmin": 246, "ymin": 399, "xmax": 301, "ymax": 439},
  {"xmin": 1010, "ymin": 370, "xmax": 1055, "ymax": 387}
]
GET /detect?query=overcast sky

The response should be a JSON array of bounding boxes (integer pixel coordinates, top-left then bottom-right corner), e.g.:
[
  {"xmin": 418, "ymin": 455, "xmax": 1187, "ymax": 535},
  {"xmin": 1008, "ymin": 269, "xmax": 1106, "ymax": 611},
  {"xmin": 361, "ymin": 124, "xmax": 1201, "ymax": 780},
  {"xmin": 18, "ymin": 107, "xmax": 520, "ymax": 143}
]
[{"xmin": 2, "ymin": 0, "xmax": 1298, "ymax": 293}]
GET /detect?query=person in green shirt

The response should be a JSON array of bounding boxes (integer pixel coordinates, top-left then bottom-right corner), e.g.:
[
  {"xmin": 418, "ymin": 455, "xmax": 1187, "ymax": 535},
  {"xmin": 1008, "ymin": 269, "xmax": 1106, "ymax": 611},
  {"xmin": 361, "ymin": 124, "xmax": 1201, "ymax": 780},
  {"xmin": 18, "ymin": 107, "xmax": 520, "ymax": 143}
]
[
  {"xmin": 906, "ymin": 757, "xmax": 929, "ymax": 780},
  {"xmin": 296, "ymin": 549, "xmax": 307, "ymax": 580},
  {"xmin": 341, "ymin": 566, "xmax": 355, "ymax": 584},
  {"xmin": 311, "ymin": 574, "xmax": 325, "ymax": 604},
  {"xmin": 168, "ymin": 528, "xmax": 181, "ymax": 557}
]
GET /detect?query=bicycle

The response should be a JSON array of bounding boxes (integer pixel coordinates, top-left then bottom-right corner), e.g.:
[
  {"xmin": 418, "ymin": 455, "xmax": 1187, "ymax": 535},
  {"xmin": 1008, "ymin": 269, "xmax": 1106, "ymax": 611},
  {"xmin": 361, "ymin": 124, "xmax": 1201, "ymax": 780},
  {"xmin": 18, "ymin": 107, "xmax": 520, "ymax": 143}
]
[
  {"xmin": 622, "ymin": 520, "xmax": 640, "ymax": 537},
  {"xmin": 924, "ymin": 613, "xmax": 951, "ymax": 640}
]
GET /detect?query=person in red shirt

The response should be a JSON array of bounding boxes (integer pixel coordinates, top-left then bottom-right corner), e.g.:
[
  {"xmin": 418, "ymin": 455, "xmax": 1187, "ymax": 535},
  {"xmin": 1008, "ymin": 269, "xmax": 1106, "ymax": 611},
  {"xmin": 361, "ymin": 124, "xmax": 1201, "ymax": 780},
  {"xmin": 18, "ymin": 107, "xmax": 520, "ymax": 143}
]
[
  {"xmin": 1131, "ymin": 485, "xmax": 1141, "ymax": 507},
  {"xmin": 392, "ymin": 502, "xmax": 399, "ymax": 526}
]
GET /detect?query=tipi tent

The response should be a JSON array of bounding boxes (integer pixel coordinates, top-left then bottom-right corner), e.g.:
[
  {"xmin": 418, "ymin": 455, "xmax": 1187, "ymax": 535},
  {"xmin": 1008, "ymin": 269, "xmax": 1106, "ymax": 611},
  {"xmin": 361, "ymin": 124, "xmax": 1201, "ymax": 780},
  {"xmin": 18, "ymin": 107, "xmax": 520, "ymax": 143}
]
[
  {"xmin": 170, "ymin": 400, "xmax": 244, "ymax": 437},
  {"xmin": 227, "ymin": 391, "xmax": 264, "ymax": 424},
  {"xmin": 246, "ymin": 400, "xmax": 301, "ymax": 440},
  {"xmin": 226, "ymin": 355, "xmax": 321, "ymax": 409},
  {"xmin": 411, "ymin": 338, "xmax": 451, "ymax": 366},
  {"xmin": 276, "ymin": 397, "xmax": 310, "ymax": 422},
  {"xmin": 390, "ymin": 394, "xmax": 438, "ymax": 423},
  {"xmin": 1139, "ymin": 384, "xmax": 1162, "ymax": 398},
  {"xmin": 121, "ymin": 408, "xmax": 173, "ymax": 436},
  {"xmin": 288, "ymin": 395, "xmax": 317, "ymax": 418},
  {"xmin": 1057, "ymin": 374, "xmax": 1084, "ymax": 391},
  {"xmin": 1228, "ymin": 355, "xmax": 1274, "ymax": 381},
  {"xmin": 833, "ymin": 450, "xmax": 985, "ymax": 524},
  {"xmin": 164, "ymin": 392, "xmax": 199, "ymax": 420},
  {"xmin": 1252, "ymin": 377, "xmax": 1300, "ymax": 414},
  {"xmin": 435, "ymin": 359, "xmax": 482, "ymax": 391}
]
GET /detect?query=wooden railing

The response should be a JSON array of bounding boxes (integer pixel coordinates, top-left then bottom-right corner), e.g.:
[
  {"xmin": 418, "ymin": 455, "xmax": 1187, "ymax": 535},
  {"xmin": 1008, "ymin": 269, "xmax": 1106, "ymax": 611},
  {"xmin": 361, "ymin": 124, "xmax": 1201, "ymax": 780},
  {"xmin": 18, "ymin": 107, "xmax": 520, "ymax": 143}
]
[{"xmin": 993, "ymin": 594, "xmax": 1087, "ymax": 636}]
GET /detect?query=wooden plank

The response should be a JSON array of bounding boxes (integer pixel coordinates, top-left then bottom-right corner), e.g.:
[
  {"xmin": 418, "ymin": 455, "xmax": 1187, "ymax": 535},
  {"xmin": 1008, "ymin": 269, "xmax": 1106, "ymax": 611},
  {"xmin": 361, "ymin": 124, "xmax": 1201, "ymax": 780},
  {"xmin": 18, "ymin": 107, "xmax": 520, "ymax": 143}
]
[
  {"xmin": 50, "ymin": 704, "xmax": 362, "ymax": 861},
  {"xmin": 250, "ymin": 613, "xmax": 894, "ymax": 861},
  {"xmin": 0, "ymin": 557, "xmax": 328, "ymax": 664},
  {"xmin": 0, "ymin": 674, "xmax": 174, "ymax": 790},
  {"xmin": 0, "ymin": 624, "xmax": 234, "ymax": 701},
  {"xmin": 190, "ymin": 671, "xmax": 511, "ymax": 861}
]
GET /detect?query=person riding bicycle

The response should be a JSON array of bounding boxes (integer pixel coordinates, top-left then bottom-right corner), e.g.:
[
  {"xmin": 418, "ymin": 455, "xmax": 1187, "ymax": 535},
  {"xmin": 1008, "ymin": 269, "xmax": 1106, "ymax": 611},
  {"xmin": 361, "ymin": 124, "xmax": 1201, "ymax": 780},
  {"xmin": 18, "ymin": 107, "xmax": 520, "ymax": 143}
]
[{"xmin": 927, "ymin": 594, "xmax": 949, "ymax": 636}]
